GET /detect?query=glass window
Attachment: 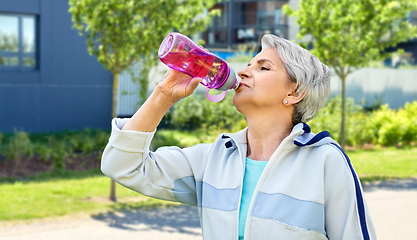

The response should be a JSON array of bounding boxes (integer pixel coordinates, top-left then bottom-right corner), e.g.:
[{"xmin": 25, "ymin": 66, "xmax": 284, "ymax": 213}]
[
  {"xmin": 232, "ymin": 1, "xmax": 287, "ymax": 26},
  {"xmin": 0, "ymin": 15, "xmax": 19, "ymax": 53},
  {"xmin": 231, "ymin": 1, "xmax": 288, "ymax": 44},
  {"xmin": 23, "ymin": 17, "xmax": 35, "ymax": 53},
  {"xmin": 203, "ymin": 0, "xmax": 289, "ymax": 49},
  {"xmin": 204, "ymin": 28, "xmax": 228, "ymax": 46},
  {"xmin": 0, "ymin": 13, "xmax": 37, "ymax": 69},
  {"xmin": 0, "ymin": 56, "xmax": 18, "ymax": 66}
]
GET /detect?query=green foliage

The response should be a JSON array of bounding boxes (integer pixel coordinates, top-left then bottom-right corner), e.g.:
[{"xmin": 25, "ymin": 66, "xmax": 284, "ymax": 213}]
[
  {"xmin": 6, "ymin": 130, "xmax": 33, "ymax": 160},
  {"xmin": 401, "ymin": 102, "xmax": 417, "ymax": 144},
  {"xmin": 168, "ymin": 92, "xmax": 246, "ymax": 132},
  {"xmin": 34, "ymin": 144, "xmax": 52, "ymax": 162},
  {"xmin": 310, "ymin": 98, "xmax": 417, "ymax": 147},
  {"xmin": 365, "ymin": 102, "xmax": 417, "ymax": 146},
  {"xmin": 4, "ymin": 130, "xmax": 34, "ymax": 173},
  {"xmin": 0, "ymin": 132, "xmax": 3, "ymax": 153},
  {"xmin": 0, "ymin": 129, "xmax": 110, "ymax": 175},
  {"xmin": 49, "ymin": 136, "xmax": 70, "ymax": 174},
  {"xmin": 309, "ymin": 96, "xmax": 368, "ymax": 147},
  {"xmin": 151, "ymin": 129, "xmax": 220, "ymax": 149},
  {"xmin": 65, "ymin": 129, "xmax": 109, "ymax": 155},
  {"xmin": 151, "ymin": 131, "xmax": 181, "ymax": 150}
]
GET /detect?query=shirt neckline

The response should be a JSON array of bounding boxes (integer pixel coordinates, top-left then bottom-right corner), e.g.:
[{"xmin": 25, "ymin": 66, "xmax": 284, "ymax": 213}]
[{"xmin": 246, "ymin": 157, "xmax": 268, "ymax": 166}]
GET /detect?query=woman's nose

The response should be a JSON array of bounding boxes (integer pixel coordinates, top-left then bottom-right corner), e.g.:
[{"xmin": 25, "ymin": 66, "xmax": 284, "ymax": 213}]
[{"xmin": 238, "ymin": 67, "xmax": 251, "ymax": 79}]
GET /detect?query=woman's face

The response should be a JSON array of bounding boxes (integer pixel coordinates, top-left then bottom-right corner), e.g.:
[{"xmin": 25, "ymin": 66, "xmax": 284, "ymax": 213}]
[{"xmin": 233, "ymin": 47, "xmax": 294, "ymax": 114}]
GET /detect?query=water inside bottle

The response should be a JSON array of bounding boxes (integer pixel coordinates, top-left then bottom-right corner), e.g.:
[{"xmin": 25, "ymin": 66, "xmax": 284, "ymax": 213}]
[{"xmin": 161, "ymin": 50, "xmax": 229, "ymax": 89}]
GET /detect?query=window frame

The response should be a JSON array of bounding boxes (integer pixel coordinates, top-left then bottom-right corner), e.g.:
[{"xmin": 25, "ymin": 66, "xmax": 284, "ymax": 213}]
[
  {"xmin": 204, "ymin": 0, "xmax": 289, "ymax": 49},
  {"xmin": 0, "ymin": 12, "xmax": 38, "ymax": 71}
]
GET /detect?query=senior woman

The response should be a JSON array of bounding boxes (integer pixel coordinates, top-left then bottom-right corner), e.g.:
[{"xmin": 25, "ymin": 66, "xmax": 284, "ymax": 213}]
[{"xmin": 101, "ymin": 34, "xmax": 376, "ymax": 240}]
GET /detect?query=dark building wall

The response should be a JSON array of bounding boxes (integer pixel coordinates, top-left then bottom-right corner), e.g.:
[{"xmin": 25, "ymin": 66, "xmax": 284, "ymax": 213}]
[{"xmin": 0, "ymin": 0, "xmax": 113, "ymax": 133}]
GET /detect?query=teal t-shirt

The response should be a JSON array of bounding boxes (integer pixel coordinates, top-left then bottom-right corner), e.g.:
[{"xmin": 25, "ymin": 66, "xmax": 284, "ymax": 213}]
[{"xmin": 239, "ymin": 158, "xmax": 268, "ymax": 240}]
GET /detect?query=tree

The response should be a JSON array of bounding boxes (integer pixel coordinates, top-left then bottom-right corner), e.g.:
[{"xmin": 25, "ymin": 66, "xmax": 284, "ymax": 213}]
[
  {"xmin": 69, "ymin": 0, "xmax": 221, "ymax": 202},
  {"xmin": 284, "ymin": 0, "xmax": 417, "ymax": 150}
]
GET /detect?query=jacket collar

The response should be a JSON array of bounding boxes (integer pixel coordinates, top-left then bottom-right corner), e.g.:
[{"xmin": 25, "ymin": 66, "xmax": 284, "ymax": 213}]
[{"xmin": 225, "ymin": 123, "xmax": 336, "ymax": 148}]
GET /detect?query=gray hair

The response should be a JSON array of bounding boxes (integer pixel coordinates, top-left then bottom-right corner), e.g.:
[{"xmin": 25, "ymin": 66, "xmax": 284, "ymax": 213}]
[{"xmin": 261, "ymin": 34, "xmax": 331, "ymax": 125}]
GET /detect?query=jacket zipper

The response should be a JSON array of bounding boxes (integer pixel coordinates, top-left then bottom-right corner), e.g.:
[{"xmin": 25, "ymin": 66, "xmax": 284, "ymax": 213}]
[{"xmin": 235, "ymin": 139, "xmax": 246, "ymax": 240}]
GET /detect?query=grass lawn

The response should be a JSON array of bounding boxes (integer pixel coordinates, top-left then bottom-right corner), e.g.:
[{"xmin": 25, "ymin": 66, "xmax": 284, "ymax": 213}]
[
  {"xmin": 347, "ymin": 147, "xmax": 417, "ymax": 182},
  {"xmin": 0, "ymin": 170, "xmax": 178, "ymax": 222}
]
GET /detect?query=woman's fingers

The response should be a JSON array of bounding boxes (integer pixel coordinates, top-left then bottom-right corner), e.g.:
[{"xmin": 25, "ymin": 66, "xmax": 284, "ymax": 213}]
[
  {"xmin": 186, "ymin": 77, "xmax": 202, "ymax": 95},
  {"xmin": 158, "ymin": 69, "xmax": 201, "ymax": 102}
]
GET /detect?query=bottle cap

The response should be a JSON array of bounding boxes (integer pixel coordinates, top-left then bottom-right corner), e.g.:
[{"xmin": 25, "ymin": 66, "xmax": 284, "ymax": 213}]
[{"xmin": 217, "ymin": 68, "xmax": 239, "ymax": 91}]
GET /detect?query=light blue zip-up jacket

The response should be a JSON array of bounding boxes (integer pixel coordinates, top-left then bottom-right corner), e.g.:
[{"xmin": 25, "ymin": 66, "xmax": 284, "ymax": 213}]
[{"xmin": 101, "ymin": 118, "xmax": 376, "ymax": 240}]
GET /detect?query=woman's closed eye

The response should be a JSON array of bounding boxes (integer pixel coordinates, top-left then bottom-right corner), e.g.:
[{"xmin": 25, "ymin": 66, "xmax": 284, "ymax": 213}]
[{"xmin": 261, "ymin": 66, "xmax": 270, "ymax": 71}]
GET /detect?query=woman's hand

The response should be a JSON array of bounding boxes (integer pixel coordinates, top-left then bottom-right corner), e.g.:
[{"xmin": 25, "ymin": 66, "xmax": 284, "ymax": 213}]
[
  {"xmin": 122, "ymin": 69, "xmax": 201, "ymax": 132},
  {"xmin": 157, "ymin": 69, "xmax": 202, "ymax": 104}
]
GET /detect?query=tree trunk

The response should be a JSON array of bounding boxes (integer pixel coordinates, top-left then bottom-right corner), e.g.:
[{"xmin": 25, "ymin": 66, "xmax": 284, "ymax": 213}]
[
  {"xmin": 112, "ymin": 73, "xmax": 119, "ymax": 119},
  {"xmin": 340, "ymin": 74, "xmax": 346, "ymax": 151},
  {"xmin": 110, "ymin": 179, "xmax": 116, "ymax": 202},
  {"xmin": 110, "ymin": 72, "xmax": 119, "ymax": 202}
]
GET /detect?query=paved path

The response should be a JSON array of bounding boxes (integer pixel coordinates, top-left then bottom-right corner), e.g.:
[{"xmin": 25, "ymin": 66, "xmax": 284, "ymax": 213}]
[
  {"xmin": 1, "ymin": 178, "xmax": 416, "ymax": 240},
  {"xmin": 361, "ymin": 178, "xmax": 417, "ymax": 240}
]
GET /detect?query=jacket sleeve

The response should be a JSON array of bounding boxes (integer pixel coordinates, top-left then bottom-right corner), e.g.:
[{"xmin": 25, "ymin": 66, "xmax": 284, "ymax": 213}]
[
  {"xmin": 323, "ymin": 144, "xmax": 377, "ymax": 240},
  {"xmin": 101, "ymin": 118, "xmax": 210, "ymax": 206}
]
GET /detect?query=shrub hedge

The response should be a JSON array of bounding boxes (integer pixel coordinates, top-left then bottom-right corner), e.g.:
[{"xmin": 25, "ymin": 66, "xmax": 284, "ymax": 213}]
[
  {"xmin": 0, "ymin": 129, "xmax": 109, "ymax": 174},
  {"xmin": 308, "ymin": 97, "xmax": 417, "ymax": 147}
]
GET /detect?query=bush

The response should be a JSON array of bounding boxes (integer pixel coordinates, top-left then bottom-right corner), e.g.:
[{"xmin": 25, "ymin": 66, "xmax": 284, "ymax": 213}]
[
  {"xmin": 67, "ymin": 129, "xmax": 109, "ymax": 155},
  {"xmin": 35, "ymin": 143, "xmax": 52, "ymax": 162},
  {"xmin": 401, "ymin": 101, "xmax": 417, "ymax": 145},
  {"xmin": 366, "ymin": 101, "xmax": 417, "ymax": 146},
  {"xmin": 5, "ymin": 130, "xmax": 34, "ymax": 173},
  {"xmin": 0, "ymin": 128, "xmax": 110, "ymax": 175},
  {"xmin": 0, "ymin": 133, "xmax": 3, "ymax": 155},
  {"xmin": 49, "ymin": 136, "xmax": 69, "ymax": 174},
  {"xmin": 309, "ymin": 96, "xmax": 368, "ymax": 147},
  {"xmin": 310, "ymin": 98, "xmax": 417, "ymax": 147},
  {"xmin": 151, "ymin": 131, "xmax": 181, "ymax": 150}
]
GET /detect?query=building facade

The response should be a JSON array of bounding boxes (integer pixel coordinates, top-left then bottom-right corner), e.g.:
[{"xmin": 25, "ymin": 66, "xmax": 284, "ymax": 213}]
[{"xmin": 0, "ymin": 0, "xmax": 113, "ymax": 133}]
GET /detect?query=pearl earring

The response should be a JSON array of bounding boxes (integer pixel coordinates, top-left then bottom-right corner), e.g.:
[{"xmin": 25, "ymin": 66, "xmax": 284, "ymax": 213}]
[{"xmin": 284, "ymin": 100, "xmax": 289, "ymax": 104}]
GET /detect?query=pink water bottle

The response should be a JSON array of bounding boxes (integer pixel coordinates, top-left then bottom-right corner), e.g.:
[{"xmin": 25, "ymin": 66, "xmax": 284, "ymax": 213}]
[{"xmin": 158, "ymin": 32, "xmax": 240, "ymax": 102}]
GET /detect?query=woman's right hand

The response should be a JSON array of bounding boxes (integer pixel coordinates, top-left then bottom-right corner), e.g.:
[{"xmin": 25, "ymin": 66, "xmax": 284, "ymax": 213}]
[
  {"xmin": 122, "ymin": 69, "xmax": 201, "ymax": 132},
  {"xmin": 156, "ymin": 69, "xmax": 202, "ymax": 104}
]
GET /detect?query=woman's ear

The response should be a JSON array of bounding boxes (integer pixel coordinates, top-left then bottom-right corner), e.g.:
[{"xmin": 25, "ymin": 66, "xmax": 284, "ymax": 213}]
[{"xmin": 284, "ymin": 90, "xmax": 306, "ymax": 106}]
